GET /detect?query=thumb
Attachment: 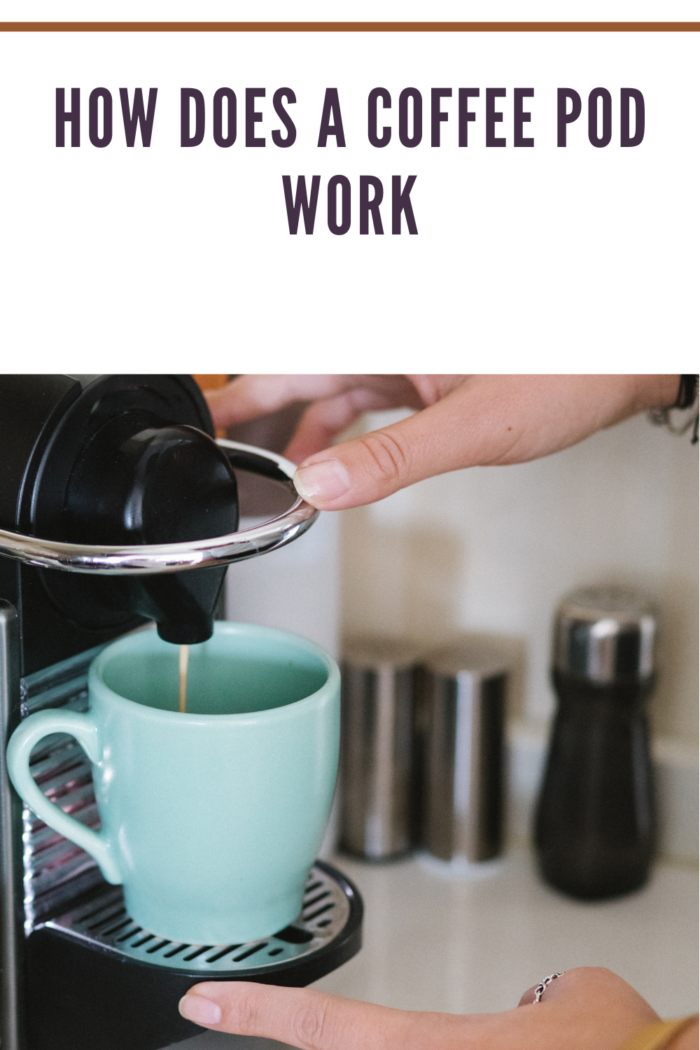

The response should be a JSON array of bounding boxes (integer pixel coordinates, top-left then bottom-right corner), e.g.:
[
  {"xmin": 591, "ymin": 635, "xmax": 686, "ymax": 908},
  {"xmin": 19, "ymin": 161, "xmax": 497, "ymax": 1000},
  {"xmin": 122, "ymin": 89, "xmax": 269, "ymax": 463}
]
[
  {"xmin": 179, "ymin": 981, "xmax": 428, "ymax": 1050},
  {"xmin": 292, "ymin": 390, "xmax": 488, "ymax": 510}
]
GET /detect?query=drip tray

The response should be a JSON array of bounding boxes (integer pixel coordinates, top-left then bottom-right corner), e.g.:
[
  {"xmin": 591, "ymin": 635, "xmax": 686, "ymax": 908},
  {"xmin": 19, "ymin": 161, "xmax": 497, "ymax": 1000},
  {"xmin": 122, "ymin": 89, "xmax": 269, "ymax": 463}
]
[{"xmin": 39, "ymin": 861, "xmax": 361, "ymax": 977}]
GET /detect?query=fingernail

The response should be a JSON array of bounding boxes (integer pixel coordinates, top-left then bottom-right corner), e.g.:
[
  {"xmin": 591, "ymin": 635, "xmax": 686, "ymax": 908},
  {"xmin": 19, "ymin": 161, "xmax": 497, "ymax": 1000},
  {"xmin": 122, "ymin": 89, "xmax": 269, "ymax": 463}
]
[
  {"xmin": 179, "ymin": 994, "xmax": 222, "ymax": 1026},
  {"xmin": 294, "ymin": 459, "xmax": 351, "ymax": 505}
]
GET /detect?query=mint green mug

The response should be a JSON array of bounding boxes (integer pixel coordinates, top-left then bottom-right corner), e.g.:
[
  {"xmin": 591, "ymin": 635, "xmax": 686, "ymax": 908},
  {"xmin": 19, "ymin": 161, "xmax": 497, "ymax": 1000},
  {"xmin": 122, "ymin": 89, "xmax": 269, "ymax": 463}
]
[{"xmin": 7, "ymin": 622, "xmax": 340, "ymax": 945}]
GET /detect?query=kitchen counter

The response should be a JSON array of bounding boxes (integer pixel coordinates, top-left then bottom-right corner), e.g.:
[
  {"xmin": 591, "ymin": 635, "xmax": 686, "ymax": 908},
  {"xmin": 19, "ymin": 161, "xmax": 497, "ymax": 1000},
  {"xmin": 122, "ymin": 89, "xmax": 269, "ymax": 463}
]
[{"xmin": 168, "ymin": 849, "xmax": 698, "ymax": 1049}]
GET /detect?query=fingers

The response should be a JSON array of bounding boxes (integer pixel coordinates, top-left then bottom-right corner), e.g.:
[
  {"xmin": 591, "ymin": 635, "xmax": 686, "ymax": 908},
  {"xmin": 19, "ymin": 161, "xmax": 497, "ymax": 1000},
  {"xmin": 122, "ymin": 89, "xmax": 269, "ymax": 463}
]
[
  {"xmin": 178, "ymin": 970, "xmax": 663, "ymax": 1050},
  {"xmin": 205, "ymin": 375, "xmax": 352, "ymax": 429},
  {"xmin": 518, "ymin": 985, "xmax": 541, "ymax": 1008},
  {"xmin": 291, "ymin": 374, "xmax": 680, "ymax": 511},
  {"xmin": 285, "ymin": 387, "xmax": 415, "ymax": 463},
  {"xmin": 292, "ymin": 380, "xmax": 496, "ymax": 509},
  {"xmin": 506, "ymin": 969, "xmax": 661, "ymax": 1050},
  {"xmin": 518, "ymin": 972, "xmax": 567, "ymax": 1008},
  {"xmin": 515, "ymin": 967, "xmax": 659, "ymax": 1046},
  {"xmin": 179, "ymin": 982, "xmax": 437, "ymax": 1050},
  {"xmin": 517, "ymin": 968, "xmax": 644, "ymax": 1008},
  {"xmin": 207, "ymin": 374, "xmax": 682, "ymax": 511},
  {"xmin": 537, "ymin": 968, "xmax": 657, "ymax": 1016},
  {"xmin": 205, "ymin": 375, "xmax": 424, "ymax": 431}
]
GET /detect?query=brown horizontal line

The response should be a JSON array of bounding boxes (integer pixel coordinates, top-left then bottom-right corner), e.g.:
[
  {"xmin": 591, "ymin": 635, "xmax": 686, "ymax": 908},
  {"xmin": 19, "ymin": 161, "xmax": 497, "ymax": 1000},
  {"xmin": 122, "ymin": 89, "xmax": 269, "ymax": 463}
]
[{"xmin": 0, "ymin": 21, "xmax": 698, "ymax": 32}]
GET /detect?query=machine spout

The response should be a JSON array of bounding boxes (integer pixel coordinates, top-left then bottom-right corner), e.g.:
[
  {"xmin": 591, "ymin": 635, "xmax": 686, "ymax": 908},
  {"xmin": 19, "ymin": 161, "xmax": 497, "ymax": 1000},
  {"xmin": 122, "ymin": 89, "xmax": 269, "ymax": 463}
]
[{"xmin": 60, "ymin": 424, "xmax": 240, "ymax": 645}]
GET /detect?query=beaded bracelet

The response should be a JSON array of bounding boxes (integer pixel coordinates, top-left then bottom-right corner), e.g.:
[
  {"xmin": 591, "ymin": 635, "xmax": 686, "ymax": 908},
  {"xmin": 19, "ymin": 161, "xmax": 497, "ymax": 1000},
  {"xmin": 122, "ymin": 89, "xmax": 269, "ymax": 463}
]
[{"xmin": 649, "ymin": 374, "xmax": 698, "ymax": 444}]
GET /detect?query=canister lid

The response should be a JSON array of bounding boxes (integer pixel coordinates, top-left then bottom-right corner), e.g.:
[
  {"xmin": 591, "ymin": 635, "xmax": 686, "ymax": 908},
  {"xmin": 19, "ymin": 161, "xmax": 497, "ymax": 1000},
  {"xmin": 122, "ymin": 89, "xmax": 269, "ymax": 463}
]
[
  {"xmin": 423, "ymin": 637, "xmax": 511, "ymax": 682},
  {"xmin": 341, "ymin": 636, "xmax": 423, "ymax": 671},
  {"xmin": 553, "ymin": 586, "xmax": 657, "ymax": 684}
]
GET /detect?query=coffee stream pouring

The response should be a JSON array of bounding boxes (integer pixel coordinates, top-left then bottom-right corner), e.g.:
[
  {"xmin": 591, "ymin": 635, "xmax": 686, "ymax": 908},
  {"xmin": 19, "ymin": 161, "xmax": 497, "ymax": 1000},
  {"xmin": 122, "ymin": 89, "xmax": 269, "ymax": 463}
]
[
  {"xmin": 0, "ymin": 375, "xmax": 362, "ymax": 1050},
  {"xmin": 179, "ymin": 643, "xmax": 190, "ymax": 713}
]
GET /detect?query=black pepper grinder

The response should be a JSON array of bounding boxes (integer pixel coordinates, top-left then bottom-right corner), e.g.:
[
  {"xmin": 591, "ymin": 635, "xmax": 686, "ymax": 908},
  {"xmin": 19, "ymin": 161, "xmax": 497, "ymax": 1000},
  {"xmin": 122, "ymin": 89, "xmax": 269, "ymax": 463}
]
[{"xmin": 535, "ymin": 587, "xmax": 657, "ymax": 900}]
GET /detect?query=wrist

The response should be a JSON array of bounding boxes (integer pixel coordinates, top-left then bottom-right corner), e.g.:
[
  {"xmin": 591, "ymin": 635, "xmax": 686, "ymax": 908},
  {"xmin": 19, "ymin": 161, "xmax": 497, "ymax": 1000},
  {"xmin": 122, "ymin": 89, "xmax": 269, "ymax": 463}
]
[{"xmin": 635, "ymin": 375, "xmax": 684, "ymax": 411}]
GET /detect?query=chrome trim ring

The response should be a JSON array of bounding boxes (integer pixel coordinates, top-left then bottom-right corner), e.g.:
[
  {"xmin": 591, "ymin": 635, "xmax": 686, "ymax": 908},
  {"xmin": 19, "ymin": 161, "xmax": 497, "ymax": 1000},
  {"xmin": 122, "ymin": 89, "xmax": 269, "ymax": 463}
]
[{"xmin": 0, "ymin": 440, "xmax": 317, "ymax": 576}]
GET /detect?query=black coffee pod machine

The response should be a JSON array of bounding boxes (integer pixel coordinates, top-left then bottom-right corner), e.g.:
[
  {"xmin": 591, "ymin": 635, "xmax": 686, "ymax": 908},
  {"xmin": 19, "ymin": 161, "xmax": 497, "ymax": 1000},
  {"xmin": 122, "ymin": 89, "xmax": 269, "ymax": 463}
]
[{"xmin": 0, "ymin": 375, "xmax": 362, "ymax": 1050}]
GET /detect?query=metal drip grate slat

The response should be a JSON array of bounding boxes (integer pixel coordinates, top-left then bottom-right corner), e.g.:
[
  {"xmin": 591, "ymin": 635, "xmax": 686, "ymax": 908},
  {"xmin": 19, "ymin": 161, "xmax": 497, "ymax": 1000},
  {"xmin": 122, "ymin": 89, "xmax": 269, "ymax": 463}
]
[{"xmin": 42, "ymin": 865, "xmax": 350, "ymax": 973}]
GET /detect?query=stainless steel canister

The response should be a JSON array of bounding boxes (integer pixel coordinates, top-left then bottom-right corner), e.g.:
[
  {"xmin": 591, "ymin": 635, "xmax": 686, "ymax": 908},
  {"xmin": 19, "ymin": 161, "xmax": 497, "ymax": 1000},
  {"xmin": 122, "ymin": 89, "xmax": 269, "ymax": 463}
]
[
  {"xmin": 339, "ymin": 638, "xmax": 421, "ymax": 860},
  {"xmin": 421, "ymin": 640, "xmax": 509, "ymax": 866}
]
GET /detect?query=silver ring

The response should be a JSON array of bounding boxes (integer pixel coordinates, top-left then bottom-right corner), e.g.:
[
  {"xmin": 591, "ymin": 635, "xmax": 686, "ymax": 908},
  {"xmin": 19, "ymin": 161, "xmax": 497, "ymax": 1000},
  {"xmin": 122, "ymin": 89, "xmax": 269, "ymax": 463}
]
[
  {"xmin": 533, "ymin": 972, "xmax": 564, "ymax": 1003},
  {"xmin": 0, "ymin": 439, "xmax": 318, "ymax": 576}
]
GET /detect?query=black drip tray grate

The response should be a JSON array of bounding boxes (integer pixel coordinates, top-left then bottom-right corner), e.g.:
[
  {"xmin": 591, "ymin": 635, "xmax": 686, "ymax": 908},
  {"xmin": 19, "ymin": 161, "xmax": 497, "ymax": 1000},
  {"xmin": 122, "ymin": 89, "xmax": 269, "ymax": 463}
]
[{"xmin": 41, "ymin": 864, "xmax": 351, "ymax": 973}]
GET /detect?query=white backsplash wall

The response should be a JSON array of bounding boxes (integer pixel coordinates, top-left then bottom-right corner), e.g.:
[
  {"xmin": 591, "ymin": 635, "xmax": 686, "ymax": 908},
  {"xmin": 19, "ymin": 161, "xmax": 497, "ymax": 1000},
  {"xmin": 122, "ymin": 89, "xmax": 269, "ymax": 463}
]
[
  {"xmin": 226, "ymin": 511, "xmax": 340, "ymax": 659},
  {"xmin": 225, "ymin": 510, "xmax": 342, "ymax": 859},
  {"xmin": 340, "ymin": 409, "xmax": 699, "ymax": 745}
]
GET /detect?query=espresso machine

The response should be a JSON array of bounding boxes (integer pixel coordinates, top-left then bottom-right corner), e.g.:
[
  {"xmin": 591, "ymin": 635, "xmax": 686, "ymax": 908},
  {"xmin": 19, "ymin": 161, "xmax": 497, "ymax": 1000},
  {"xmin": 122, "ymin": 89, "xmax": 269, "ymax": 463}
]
[{"xmin": 0, "ymin": 375, "xmax": 362, "ymax": 1050}]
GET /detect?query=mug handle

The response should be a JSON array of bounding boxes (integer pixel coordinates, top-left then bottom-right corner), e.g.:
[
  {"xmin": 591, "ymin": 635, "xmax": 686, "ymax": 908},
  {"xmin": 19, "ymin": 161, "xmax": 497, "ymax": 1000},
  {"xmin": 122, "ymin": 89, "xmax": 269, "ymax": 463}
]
[{"xmin": 6, "ymin": 709, "xmax": 122, "ymax": 884}]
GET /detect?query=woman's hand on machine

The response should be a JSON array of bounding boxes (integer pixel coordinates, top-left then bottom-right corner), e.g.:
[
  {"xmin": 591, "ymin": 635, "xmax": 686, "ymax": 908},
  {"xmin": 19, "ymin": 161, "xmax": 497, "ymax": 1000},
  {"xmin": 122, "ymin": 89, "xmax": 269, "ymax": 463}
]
[
  {"xmin": 177, "ymin": 967, "xmax": 692, "ymax": 1050},
  {"xmin": 206, "ymin": 375, "xmax": 679, "ymax": 512}
]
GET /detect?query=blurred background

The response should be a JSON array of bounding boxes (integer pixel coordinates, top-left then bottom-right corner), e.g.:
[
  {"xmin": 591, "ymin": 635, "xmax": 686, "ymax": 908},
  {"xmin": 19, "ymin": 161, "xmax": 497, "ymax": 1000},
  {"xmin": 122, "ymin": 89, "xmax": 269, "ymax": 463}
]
[
  {"xmin": 195, "ymin": 375, "xmax": 698, "ymax": 867},
  {"xmin": 163, "ymin": 375, "xmax": 700, "ymax": 1047}
]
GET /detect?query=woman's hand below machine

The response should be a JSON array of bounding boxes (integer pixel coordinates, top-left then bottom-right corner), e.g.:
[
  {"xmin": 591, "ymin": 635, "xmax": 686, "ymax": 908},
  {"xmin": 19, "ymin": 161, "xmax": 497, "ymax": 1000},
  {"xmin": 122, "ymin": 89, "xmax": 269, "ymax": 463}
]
[
  {"xmin": 206, "ymin": 375, "xmax": 680, "ymax": 511},
  {"xmin": 178, "ymin": 967, "xmax": 698, "ymax": 1050}
]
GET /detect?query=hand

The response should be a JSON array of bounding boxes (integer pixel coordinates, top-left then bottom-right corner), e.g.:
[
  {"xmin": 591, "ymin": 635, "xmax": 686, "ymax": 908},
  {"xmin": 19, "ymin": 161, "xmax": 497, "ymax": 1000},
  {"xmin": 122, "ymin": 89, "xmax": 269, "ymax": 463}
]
[
  {"xmin": 178, "ymin": 966, "xmax": 671, "ymax": 1050},
  {"xmin": 206, "ymin": 375, "xmax": 679, "ymax": 511}
]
